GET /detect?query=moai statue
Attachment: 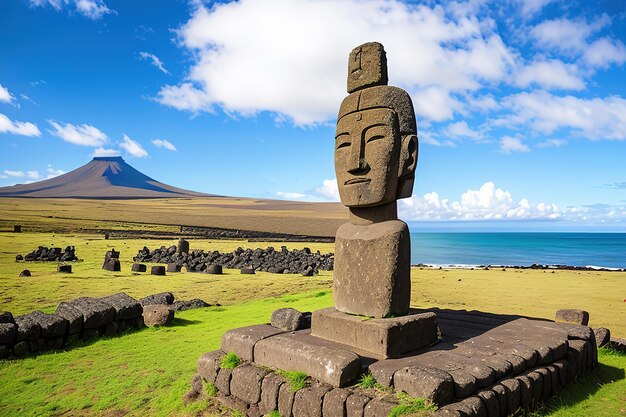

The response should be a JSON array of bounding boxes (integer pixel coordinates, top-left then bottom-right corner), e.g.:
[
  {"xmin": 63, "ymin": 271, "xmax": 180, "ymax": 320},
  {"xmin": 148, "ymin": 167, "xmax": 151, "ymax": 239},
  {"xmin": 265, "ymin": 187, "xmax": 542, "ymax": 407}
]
[{"xmin": 333, "ymin": 42, "xmax": 418, "ymax": 318}]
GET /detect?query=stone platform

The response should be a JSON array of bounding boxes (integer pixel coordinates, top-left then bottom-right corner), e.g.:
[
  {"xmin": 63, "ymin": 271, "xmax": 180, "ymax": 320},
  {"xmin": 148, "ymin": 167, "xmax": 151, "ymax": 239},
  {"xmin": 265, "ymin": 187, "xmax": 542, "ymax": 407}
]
[{"xmin": 190, "ymin": 308, "xmax": 598, "ymax": 416}]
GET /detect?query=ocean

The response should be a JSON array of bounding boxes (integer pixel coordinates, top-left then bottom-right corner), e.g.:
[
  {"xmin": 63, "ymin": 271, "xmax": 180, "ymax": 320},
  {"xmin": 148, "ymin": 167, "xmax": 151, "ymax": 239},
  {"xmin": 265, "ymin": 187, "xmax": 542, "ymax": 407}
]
[{"xmin": 409, "ymin": 233, "xmax": 626, "ymax": 269}]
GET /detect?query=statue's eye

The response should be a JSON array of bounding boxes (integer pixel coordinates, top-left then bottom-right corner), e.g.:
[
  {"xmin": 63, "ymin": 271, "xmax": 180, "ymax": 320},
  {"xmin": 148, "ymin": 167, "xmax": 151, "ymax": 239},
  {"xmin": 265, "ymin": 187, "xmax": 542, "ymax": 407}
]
[
  {"xmin": 366, "ymin": 134, "xmax": 385, "ymax": 143},
  {"xmin": 336, "ymin": 141, "xmax": 351, "ymax": 150}
]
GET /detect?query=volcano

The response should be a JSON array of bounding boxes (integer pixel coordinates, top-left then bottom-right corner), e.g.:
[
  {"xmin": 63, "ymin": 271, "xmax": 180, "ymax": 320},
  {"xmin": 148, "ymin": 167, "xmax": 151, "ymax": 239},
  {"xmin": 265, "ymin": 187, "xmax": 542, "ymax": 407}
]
[{"xmin": 0, "ymin": 156, "xmax": 211, "ymax": 199}]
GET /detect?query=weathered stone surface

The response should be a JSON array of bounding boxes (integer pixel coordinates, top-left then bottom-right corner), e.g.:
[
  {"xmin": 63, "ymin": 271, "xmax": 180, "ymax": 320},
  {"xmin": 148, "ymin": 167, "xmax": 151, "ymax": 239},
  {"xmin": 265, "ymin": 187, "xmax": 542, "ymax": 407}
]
[
  {"xmin": 139, "ymin": 292, "xmax": 174, "ymax": 306},
  {"xmin": 0, "ymin": 323, "xmax": 17, "ymax": 344},
  {"xmin": 0, "ymin": 344, "xmax": 10, "ymax": 359},
  {"xmin": 553, "ymin": 360, "xmax": 569, "ymax": 387},
  {"xmin": 491, "ymin": 384, "xmax": 508, "ymax": 417},
  {"xmin": 292, "ymin": 384, "xmax": 331, "ymax": 417},
  {"xmin": 103, "ymin": 321, "xmax": 118, "ymax": 336},
  {"xmin": 258, "ymin": 372, "xmax": 286, "ymax": 415},
  {"xmin": 19, "ymin": 269, "xmax": 31, "ymax": 277},
  {"xmin": 216, "ymin": 392, "xmax": 249, "ymax": 414},
  {"xmin": 55, "ymin": 302, "xmax": 84, "ymax": 334},
  {"xmin": 0, "ymin": 312, "xmax": 14, "ymax": 324},
  {"xmin": 167, "ymin": 263, "xmax": 180, "ymax": 273},
  {"xmin": 347, "ymin": 42, "xmax": 388, "ymax": 94},
  {"xmin": 333, "ymin": 220, "xmax": 410, "ymax": 318},
  {"xmin": 460, "ymin": 396, "xmax": 486, "ymax": 417},
  {"xmin": 393, "ymin": 366, "xmax": 454, "ymax": 405},
  {"xmin": 131, "ymin": 263, "xmax": 147, "ymax": 272},
  {"xmin": 102, "ymin": 258, "xmax": 121, "ymax": 272},
  {"xmin": 66, "ymin": 297, "xmax": 115, "ymax": 329},
  {"xmin": 311, "ymin": 307, "xmax": 438, "ymax": 358},
  {"xmin": 555, "ymin": 309, "xmax": 589, "ymax": 326},
  {"xmin": 215, "ymin": 367, "xmax": 232, "ymax": 396},
  {"xmin": 197, "ymin": 350, "xmax": 224, "ymax": 383},
  {"xmin": 346, "ymin": 393, "xmax": 370, "ymax": 417},
  {"xmin": 206, "ymin": 264, "xmax": 222, "ymax": 274},
  {"xmin": 278, "ymin": 382, "xmax": 296, "ymax": 417},
  {"xmin": 594, "ymin": 327, "xmax": 610, "ymax": 348},
  {"xmin": 272, "ymin": 308, "xmax": 306, "ymax": 332},
  {"xmin": 29, "ymin": 311, "xmax": 67, "ymax": 338},
  {"xmin": 230, "ymin": 365, "xmax": 268, "ymax": 404},
  {"xmin": 191, "ymin": 373, "xmax": 203, "ymax": 394},
  {"xmin": 516, "ymin": 375, "xmax": 533, "ymax": 410},
  {"xmin": 253, "ymin": 332, "xmax": 361, "ymax": 387},
  {"xmin": 448, "ymin": 369, "xmax": 479, "ymax": 398},
  {"xmin": 172, "ymin": 299, "xmax": 211, "ymax": 311},
  {"xmin": 221, "ymin": 324, "xmax": 285, "ymax": 362},
  {"xmin": 100, "ymin": 293, "xmax": 142, "ymax": 320},
  {"xmin": 142, "ymin": 304, "xmax": 174, "ymax": 326},
  {"xmin": 240, "ymin": 267, "xmax": 255, "ymax": 274},
  {"xmin": 476, "ymin": 389, "xmax": 499, "ymax": 417},
  {"xmin": 151, "ymin": 265, "xmax": 166, "ymax": 276},
  {"xmin": 535, "ymin": 368, "xmax": 552, "ymax": 400},
  {"xmin": 14, "ymin": 341, "xmax": 29, "ymax": 356},
  {"xmin": 14, "ymin": 313, "xmax": 42, "ymax": 341},
  {"xmin": 527, "ymin": 371, "xmax": 543, "ymax": 405},
  {"xmin": 322, "ymin": 388, "xmax": 351, "ymax": 417},
  {"xmin": 500, "ymin": 378, "xmax": 521, "ymax": 416},
  {"xmin": 57, "ymin": 264, "xmax": 72, "ymax": 273},
  {"xmin": 363, "ymin": 398, "xmax": 396, "ymax": 417},
  {"xmin": 177, "ymin": 239, "xmax": 189, "ymax": 254}
]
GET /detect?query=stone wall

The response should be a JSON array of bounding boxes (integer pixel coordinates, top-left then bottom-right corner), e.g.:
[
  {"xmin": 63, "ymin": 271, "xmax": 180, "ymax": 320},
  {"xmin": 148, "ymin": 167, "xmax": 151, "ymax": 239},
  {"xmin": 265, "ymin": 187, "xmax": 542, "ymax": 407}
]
[{"xmin": 0, "ymin": 293, "xmax": 144, "ymax": 359}]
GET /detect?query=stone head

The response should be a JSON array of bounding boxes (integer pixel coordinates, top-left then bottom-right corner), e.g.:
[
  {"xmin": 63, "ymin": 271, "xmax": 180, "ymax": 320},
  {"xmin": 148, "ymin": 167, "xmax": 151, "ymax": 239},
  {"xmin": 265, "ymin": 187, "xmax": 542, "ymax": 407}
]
[{"xmin": 335, "ymin": 42, "xmax": 418, "ymax": 208}]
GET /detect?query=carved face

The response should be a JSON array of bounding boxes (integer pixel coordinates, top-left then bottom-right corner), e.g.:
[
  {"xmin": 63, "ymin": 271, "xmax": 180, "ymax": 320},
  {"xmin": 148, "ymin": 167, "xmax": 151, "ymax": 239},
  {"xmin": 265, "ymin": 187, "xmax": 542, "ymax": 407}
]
[{"xmin": 334, "ymin": 108, "xmax": 400, "ymax": 207}]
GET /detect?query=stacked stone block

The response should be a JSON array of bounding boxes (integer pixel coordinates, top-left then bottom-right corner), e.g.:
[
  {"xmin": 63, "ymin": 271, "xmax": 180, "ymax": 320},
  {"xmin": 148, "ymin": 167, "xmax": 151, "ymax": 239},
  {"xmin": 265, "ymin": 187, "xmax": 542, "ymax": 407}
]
[{"xmin": 0, "ymin": 292, "xmax": 144, "ymax": 359}]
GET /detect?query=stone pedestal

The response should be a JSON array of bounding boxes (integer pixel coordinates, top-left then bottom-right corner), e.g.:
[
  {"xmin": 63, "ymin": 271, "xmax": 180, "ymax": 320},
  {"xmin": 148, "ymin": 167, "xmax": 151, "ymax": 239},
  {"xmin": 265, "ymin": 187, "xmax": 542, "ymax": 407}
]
[
  {"xmin": 311, "ymin": 307, "xmax": 439, "ymax": 359},
  {"xmin": 333, "ymin": 220, "xmax": 410, "ymax": 318}
]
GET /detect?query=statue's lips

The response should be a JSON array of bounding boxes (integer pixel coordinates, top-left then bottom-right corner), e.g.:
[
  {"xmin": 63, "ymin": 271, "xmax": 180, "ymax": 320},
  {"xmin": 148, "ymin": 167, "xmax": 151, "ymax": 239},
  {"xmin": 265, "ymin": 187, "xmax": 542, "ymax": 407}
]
[{"xmin": 345, "ymin": 178, "xmax": 371, "ymax": 185}]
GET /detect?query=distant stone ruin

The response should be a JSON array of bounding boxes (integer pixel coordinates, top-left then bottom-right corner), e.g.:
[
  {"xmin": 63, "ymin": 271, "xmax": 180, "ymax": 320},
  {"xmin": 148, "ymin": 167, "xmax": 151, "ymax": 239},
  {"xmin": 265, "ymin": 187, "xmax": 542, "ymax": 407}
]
[{"xmin": 20, "ymin": 246, "xmax": 77, "ymax": 262}]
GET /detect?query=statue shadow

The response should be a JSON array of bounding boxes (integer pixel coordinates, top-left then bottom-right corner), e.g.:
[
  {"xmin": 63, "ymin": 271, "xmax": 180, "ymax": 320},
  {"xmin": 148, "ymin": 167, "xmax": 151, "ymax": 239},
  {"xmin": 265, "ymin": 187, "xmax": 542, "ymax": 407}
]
[{"xmin": 168, "ymin": 317, "xmax": 203, "ymax": 327}]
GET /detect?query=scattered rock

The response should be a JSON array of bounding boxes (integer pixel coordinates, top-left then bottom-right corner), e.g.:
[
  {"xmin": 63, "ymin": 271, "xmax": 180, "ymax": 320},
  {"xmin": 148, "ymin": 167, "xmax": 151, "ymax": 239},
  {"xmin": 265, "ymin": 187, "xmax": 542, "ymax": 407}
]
[
  {"xmin": 14, "ymin": 225, "xmax": 22, "ymax": 233},
  {"xmin": 151, "ymin": 265, "xmax": 166, "ymax": 276},
  {"xmin": 19, "ymin": 269, "xmax": 31, "ymax": 277},
  {"xmin": 143, "ymin": 304, "xmax": 174, "ymax": 326},
  {"xmin": 172, "ymin": 299, "xmax": 211, "ymax": 311},
  {"xmin": 555, "ymin": 309, "xmax": 589, "ymax": 326},
  {"xmin": 15, "ymin": 255, "xmax": 23, "ymax": 261},
  {"xmin": 205, "ymin": 264, "xmax": 222, "ymax": 274},
  {"xmin": 139, "ymin": 292, "xmax": 174, "ymax": 306},
  {"xmin": 240, "ymin": 267, "xmax": 255, "ymax": 274},
  {"xmin": 594, "ymin": 328, "xmax": 610, "ymax": 348},
  {"xmin": 167, "ymin": 263, "xmax": 180, "ymax": 273},
  {"xmin": 178, "ymin": 239, "xmax": 190, "ymax": 254},
  {"xmin": 23, "ymin": 246, "xmax": 77, "ymax": 262},
  {"xmin": 57, "ymin": 264, "xmax": 72, "ymax": 273},
  {"xmin": 102, "ymin": 258, "xmax": 121, "ymax": 272},
  {"xmin": 271, "ymin": 308, "xmax": 306, "ymax": 331},
  {"xmin": 131, "ymin": 263, "xmax": 147, "ymax": 272}
]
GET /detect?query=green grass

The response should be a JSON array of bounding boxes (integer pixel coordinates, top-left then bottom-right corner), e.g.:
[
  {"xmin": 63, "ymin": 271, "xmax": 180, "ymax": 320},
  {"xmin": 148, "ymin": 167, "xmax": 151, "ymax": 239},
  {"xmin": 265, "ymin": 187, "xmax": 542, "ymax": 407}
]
[
  {"xmin": 276, "ymin": 370, "xmax": 309, "ymax": 392},
  {"xmin": 358, "ymin": 373, "xmax": 377, "ymax": 389},
  {"xmin": 0, "ymin": 290, "xmax": 334, "ymax": 417},
  {"xmin": 389, "ymin": 393, "xmax": 437, "ymax": 417},
  {"xmin": 265, "ymin": 411, "xmax": 281, "ymax": 417},
  {"xmin": 220, "ymin": 352, "xmax": 241, "ymax": 370}
]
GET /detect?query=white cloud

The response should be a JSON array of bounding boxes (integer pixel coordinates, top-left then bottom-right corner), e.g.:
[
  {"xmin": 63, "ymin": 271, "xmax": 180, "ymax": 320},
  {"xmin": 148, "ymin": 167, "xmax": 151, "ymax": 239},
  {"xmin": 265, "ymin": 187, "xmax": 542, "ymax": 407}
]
[
  {"xmin": 158, "ymin": 0, "xmax": 515, "ymax": 125},
  {"xmin": 139, "ymin": 52, "xmax": 169, "ymax": 74},
  {"xmin": 46, "ymin": 165, "xmax": 66, "ymax": 179},
  {"xmin": 500, "ymin": 136, "xmax": 530, "ymax": 154},
  {"xmin": 583, "ymin": 38, "xmax": 626, "ymax": 69},
  {"xmin": 93, "ymin": 147, "xmax": 120, "ymax": 157},
  {"xmin": 531, "ymin": 15, "xmax": 611, "ymax": 55},
  {"xmin": 0, "ymin": 113, "xmax": 41, "ymax": 137},
  {"xmin": 0, "ymin": 84, "xmax": 14, "ymax": 103},
  {"xmin": 276, "ymin": 191, "xmax": 307, "ymax": 199},
  {"xmin": 515, "ymin": 60, "xmax": 584, "ymax": 90},
  {"xmin": 30, "ymin": 0, "xmax": 114, "ymax": 20},
  {"xmin": 444, "ymin": 120, "xmax": 482, "ymax": 141},
  {"xmin": 536, "ymin": 138, "xmax": 566, "ymax": 148},
  {"xmin": 120, "ymin": 134, "xmax": 148, "ymax": 158},
  {"xmin": 503, "ymin": 91, "xmax": 626, "ymax": 140},
  {"xmin": 315, "ymin": 178, "xmax": 340, "ymax": 202},
  {"xmin": 152, "ymin": 138, "xmax": 176, "ymax": 151},
  {"xmin": 2, "ymin": 169, "xmax": 40, "ymax": 180},
  {"xmin": 515, "ymin": 0, "xmax": 556, "ymax": 18},
  {"xmin": 399, "ymin": 181, "xmax": 560, "ymax": 221},
  {"xmin": 48, "ymin": 120, "xmax": 108, "ymax": 146}
]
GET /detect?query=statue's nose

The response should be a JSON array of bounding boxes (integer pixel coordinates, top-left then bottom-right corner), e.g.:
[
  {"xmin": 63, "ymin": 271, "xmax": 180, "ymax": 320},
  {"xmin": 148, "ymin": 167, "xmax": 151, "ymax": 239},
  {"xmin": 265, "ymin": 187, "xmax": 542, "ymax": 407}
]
[{"xmin": 348, "ymin": 158, "xmax": 370, "ymax": 174}]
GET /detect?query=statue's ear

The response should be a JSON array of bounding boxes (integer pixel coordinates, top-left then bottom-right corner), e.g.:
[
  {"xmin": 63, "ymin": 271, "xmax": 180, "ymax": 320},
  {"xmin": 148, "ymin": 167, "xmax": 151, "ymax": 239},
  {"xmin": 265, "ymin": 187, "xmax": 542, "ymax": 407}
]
[{"xmin": 396, "ymin": 134, "xmax": 418, "ymax": 199}]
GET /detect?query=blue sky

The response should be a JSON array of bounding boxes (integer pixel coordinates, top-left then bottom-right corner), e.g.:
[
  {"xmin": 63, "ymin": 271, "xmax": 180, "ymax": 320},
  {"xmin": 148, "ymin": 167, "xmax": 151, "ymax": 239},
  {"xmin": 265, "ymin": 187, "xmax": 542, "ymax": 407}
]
[{"xmin": 1, "ymin": 0, "xmax": 625, "ymax": 230}]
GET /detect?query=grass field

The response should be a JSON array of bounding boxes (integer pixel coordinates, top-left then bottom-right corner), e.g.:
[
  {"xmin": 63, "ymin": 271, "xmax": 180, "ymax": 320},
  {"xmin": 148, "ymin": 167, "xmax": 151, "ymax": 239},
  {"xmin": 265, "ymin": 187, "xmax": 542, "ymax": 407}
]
[{"xmin": 0, "ymin": 231, "xmax": 624, "ymax": 416}]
